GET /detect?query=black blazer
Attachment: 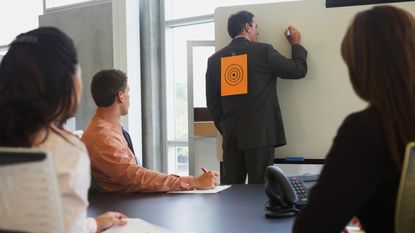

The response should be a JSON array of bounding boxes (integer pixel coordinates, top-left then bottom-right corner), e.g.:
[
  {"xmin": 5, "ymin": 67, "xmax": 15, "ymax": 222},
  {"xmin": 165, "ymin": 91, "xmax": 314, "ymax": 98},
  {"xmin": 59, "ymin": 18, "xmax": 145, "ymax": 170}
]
[
  {"xmin": 206, "ymin": 37, "xmax": 307, "ymax": 150},
  {"xmin": 293, "ymin": 107, "xmax": 401, "ymax": 233}
]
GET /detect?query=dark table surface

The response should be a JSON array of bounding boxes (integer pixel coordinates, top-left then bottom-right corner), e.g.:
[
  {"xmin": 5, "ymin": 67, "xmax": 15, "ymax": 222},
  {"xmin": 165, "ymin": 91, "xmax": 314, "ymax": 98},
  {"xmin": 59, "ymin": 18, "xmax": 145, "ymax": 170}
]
[{"xmin": 88, "ymin": 184, "xmax": 295, "ymax": 233}]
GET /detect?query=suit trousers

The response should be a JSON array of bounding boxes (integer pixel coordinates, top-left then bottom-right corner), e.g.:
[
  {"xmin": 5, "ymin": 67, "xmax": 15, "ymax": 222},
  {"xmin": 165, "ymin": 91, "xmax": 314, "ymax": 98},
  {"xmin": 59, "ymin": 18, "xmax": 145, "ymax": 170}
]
[{"xmin": 222, "ymin": 146, "xmax": 274, "ymax": 184}]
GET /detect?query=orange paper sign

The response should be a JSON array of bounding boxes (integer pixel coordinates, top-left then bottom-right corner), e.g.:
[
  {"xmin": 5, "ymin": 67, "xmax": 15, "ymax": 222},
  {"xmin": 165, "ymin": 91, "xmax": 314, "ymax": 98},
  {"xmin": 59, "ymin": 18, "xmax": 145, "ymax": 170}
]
[{"xmin": 221, "ymin": 54, "xmax": 248, "ymax": 96}]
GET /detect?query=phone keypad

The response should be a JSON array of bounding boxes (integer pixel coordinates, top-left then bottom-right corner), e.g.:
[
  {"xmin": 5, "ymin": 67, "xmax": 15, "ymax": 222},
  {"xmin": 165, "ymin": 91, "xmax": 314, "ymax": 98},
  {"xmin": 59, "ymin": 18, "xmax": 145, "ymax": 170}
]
[{"xmin": 290, "ymin": 177, "xmax": 308, "ymax": 201}]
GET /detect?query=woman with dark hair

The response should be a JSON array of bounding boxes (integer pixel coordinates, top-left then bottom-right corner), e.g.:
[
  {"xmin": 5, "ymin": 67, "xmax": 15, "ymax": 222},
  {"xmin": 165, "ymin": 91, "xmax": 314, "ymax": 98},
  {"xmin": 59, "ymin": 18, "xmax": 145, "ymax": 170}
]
[
  {"xmin": 293, "ymin": 6, "xmax": 415, "ymax": 233},
  {"xmin": 0, "ymin": 27, "xmax": 127, "ymax": 232}
]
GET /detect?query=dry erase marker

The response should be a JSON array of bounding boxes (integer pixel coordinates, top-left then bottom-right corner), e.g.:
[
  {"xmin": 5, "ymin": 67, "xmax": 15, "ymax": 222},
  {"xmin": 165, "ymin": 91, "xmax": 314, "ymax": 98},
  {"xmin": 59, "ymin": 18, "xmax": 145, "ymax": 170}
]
[
  {"xmin": 285, "ymin": 157, "xmax": 304, "ymax": 162},
  {"xmin": 201, "ymin": 167, "xmax": 208, "ymax": 173},
  {"xmin": 286, "ymin": 29, "xmax": 291, "ymax": 38}
]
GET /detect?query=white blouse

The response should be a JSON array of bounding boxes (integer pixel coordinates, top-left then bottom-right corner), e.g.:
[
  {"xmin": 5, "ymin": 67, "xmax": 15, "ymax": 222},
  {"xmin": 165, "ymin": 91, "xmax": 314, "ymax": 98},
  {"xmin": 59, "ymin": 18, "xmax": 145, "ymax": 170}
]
[{"xmin": 35, "ymin": 129, "xmax": 97, "ymax": 233}]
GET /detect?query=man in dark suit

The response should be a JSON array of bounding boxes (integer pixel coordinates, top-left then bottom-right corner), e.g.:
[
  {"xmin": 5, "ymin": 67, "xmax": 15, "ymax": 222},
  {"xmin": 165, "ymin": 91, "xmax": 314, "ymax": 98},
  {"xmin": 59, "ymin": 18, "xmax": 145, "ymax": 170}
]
[{"xmin": 206, "ymin": 10, "xmax": 307, "ymax": 184}]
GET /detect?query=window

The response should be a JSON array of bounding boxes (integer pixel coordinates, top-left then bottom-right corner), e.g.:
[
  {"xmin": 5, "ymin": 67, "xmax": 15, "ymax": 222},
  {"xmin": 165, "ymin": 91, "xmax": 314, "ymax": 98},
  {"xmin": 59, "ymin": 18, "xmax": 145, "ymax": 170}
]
[
  {"xmin": 45, "ymin": 0, "xmax": 93, "ymax": 9},
  {"xmin": 166, "ymin": 23, "xmax": 214, "ymax": 141},
  {"xmin": 0, "ymin": 0, "xmax": 43, "ymax": 46},
  {"xmin": 165, "ymin": 23, "xmax": 214, "ymax": 175},
  {"xmin": 192, "ymin": 46, "xmax": 216, "ymax": 108}
]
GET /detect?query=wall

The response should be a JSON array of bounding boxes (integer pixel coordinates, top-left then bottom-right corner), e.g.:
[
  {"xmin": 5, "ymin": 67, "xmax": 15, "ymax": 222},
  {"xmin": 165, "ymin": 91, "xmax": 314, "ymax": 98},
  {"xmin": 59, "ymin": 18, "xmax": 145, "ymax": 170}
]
[{"xmin": 39, "ymin": 0, "xmax": 113, "ymax": 130}]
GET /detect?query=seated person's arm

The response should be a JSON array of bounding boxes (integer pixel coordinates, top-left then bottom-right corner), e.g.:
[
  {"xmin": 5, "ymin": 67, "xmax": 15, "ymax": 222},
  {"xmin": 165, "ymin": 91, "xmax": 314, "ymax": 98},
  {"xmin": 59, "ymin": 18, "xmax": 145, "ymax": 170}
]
[{"xmin": 87, "ymin": 135, "xmax": 217, "ymax": 192}]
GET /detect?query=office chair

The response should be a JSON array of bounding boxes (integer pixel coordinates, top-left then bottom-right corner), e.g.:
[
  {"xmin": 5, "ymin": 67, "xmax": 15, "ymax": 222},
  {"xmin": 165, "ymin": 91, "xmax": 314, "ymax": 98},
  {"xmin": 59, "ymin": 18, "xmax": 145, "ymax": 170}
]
[
  {"xmin": 395, "ymin": 142, "xmax": 415, "ymax": 233},
  {"xmin": 0, "ymin": 147, "xmax": 64, "ymax": 233}
]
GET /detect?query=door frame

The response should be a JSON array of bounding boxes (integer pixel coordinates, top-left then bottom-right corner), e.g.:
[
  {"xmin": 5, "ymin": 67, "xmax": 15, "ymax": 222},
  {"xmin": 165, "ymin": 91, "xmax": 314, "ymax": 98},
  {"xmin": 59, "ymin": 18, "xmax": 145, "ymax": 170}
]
[{"xmin": 187, "ymin": 40, "xmax": 215, "ymax": 175}]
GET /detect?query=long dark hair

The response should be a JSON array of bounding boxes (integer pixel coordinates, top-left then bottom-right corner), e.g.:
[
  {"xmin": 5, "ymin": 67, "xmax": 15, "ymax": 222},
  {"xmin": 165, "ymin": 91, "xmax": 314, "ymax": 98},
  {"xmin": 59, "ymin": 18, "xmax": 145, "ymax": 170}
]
[
  {"xmin": 0, "ymin": 27, "xmax": 79, "ymax": 147},
  {"xmin": 341, "ymin": 5, "xmax": 415, "ymax": 170}
]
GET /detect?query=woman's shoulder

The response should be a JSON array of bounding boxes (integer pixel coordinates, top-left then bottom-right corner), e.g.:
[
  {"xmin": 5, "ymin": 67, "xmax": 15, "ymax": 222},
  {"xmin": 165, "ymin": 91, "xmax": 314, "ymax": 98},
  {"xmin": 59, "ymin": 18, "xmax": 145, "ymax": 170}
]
[
  {"xmin": 340, "ymin": 107, "xmax": 384, "ymax": 137},
  {"xmin": 35, "ymin": 127, "xmax": 87, "ymax": 155}
]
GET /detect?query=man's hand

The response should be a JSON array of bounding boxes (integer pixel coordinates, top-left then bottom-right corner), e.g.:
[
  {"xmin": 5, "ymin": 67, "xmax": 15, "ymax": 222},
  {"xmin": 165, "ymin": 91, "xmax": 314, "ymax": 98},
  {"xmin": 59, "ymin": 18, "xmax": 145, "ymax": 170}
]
[
  {"xmin": 194, "ymin": 170, "xmax": 219, "ymax": 190},
  {"xmin": 95, "ymin": 211, "xmax": 128, "ymax": 232},
  {"xmin": 285, "ymin": 25, "xmax": 301, "ymax": 45}
]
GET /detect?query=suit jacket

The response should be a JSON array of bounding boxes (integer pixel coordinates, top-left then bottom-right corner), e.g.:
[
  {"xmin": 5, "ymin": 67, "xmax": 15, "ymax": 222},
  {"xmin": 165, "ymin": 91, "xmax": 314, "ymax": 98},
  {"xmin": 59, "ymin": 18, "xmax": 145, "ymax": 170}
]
[
  {"xmin": 206, "ymin": 37, "xmax": 307, "ymax": 150},
  {"xmin": 293, "ymin": 107, "xmax": 401, "ymax": 233}
]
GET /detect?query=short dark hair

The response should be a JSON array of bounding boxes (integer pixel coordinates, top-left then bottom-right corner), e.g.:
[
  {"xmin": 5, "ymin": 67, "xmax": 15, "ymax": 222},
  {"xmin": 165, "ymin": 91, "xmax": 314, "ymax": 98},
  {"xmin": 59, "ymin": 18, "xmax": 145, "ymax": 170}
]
[
  {"xmin": 91, "ymin": 69, "xmax": 127, "ymax": 107},
  {"xmin": 227, "ymin": 10, "xmax": 255, "ymax": 38},
  {"xmin": 0, "ymin": 27, "xmax": 78, "ymax": 147}
]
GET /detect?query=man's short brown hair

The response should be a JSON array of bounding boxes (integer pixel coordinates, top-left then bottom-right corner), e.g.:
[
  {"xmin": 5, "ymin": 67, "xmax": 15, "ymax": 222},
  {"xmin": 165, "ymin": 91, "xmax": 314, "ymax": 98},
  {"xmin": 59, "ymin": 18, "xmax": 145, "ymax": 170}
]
[{"xmin": 91, "ymin": 69, "xmax": 127, "ymax": 107}]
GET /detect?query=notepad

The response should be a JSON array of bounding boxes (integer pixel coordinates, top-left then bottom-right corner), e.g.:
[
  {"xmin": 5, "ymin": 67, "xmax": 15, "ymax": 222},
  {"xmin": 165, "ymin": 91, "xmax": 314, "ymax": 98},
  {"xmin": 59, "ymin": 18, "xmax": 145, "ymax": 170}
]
[
  {"xmin": 102, "ymin": 218, "xmax": 187, "ymax": 233},
  {"xmin": 167, "ymin": 185, "xmax": 231, "ymax": 194}
]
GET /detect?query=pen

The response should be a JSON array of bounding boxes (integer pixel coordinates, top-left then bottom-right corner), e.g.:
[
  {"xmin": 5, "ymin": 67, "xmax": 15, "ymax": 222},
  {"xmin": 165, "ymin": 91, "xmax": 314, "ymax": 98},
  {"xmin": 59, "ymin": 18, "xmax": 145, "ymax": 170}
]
[{"xmin": 201, "ymin": 167, "xmax": 208, "ymax": 173}]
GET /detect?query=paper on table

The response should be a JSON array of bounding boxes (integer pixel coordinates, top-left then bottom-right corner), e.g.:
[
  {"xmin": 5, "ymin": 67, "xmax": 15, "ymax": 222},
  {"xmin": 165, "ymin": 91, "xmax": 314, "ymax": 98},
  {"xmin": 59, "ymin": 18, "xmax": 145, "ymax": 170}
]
[
  {"xmin": 345, "ymin": 226, "xmax": 364, "ymax": 233},
  {"xmin": 167, "ymin": 185, "xmax": 231, "ymax": 194},
  {"xmin": 102, "ymin": 218, "xmax": 176, "ymax": 233}
]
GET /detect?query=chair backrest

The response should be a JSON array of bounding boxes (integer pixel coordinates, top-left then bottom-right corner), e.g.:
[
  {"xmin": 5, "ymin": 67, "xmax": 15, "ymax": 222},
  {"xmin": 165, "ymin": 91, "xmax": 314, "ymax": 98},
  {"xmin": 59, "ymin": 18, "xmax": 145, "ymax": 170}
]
[
  {"xmin": 395, "ymin": 142, "xmax": 415, "ymax": 233},
  {"xmin": 0, "ymin": 147, "xmax": 64, "ymax": 233}
]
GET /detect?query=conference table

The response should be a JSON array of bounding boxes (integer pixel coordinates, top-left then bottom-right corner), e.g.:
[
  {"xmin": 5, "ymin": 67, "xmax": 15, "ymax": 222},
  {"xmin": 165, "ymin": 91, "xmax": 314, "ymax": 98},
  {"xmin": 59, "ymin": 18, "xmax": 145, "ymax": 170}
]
[{"xmin": 88, "ymin": 184, "xmax": 295, "ymax": 233}]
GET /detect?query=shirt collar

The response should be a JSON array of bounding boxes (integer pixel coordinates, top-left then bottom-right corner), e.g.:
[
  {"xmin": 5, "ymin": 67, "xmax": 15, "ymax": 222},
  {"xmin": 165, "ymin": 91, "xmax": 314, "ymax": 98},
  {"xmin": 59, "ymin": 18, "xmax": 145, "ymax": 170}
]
[
  {"xmin": 233, "ymin": 35, "xmax": 251, "ymax": 41},
  {"xmin": 94, "ymin": 108, "xmax": 122, "ymax": 130}
]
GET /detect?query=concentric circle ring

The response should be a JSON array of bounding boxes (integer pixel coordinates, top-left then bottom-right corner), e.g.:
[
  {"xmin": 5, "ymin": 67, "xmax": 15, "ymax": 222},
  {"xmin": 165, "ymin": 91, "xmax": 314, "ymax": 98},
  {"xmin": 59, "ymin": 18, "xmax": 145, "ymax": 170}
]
[{"xmin": 224, "ymin": 64, "xmax": 244, "ymax": 86}]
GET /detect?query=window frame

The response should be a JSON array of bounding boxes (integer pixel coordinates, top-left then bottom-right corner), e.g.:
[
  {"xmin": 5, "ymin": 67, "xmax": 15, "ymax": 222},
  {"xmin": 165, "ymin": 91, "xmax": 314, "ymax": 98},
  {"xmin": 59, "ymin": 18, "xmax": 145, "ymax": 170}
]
[{"xmin": 162, "ymin": 11, "xmax": 214, "ymax": 174}]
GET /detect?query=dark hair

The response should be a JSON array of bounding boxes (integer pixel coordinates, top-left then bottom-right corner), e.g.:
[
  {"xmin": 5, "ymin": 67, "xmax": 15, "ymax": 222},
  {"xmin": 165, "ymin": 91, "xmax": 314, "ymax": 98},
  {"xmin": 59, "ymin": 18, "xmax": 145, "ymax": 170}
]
[
  {"xmin": 0, "ymin": 27, "xmax": 79, "ymax": 147},
  {"xmin": 341, "ymin": 5, "xmax": 415, "ymax": 169},
  {"xmin": 91, "ymin": 69, "xmax": 127, "ymax": 107},
  {"xmin": 227, "ymin": 10, "xmax": 255, "ymax": 38}
]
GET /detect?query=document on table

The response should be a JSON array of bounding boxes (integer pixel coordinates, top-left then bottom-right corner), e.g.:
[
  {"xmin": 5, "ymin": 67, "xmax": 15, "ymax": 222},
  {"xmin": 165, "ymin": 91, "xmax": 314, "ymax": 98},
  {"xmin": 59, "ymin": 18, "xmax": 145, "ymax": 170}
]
[
  {"xmin": 102, "ymin": 218, "xmax": 191, "ymax": 233},
  {"xmin": 345, "ymin": 226, "xmax": 364, "ymax": 233},
  {"xmin": 167, "ymin": 185, "xmax": 231, "ymax": 194}
]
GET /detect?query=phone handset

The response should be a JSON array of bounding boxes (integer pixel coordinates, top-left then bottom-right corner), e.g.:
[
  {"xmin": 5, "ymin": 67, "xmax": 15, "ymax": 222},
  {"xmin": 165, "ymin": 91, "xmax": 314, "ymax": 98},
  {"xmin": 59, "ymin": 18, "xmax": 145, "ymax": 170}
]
[{"xmin": 264, "ymin": 165, "xmax": 300, "ymax": 218}]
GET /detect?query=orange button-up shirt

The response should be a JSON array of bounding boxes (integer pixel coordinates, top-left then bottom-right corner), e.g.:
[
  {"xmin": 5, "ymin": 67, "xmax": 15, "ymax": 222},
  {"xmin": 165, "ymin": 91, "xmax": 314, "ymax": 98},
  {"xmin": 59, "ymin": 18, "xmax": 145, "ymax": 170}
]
[{"xmin": 82, "ymin": 109, "xmax": 195, "ymax": 192}]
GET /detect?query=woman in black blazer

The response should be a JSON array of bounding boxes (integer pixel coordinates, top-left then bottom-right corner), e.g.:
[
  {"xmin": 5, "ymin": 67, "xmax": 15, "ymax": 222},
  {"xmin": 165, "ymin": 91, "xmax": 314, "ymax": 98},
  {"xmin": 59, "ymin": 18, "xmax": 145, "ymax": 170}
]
[{"xmin": 293, "ymin": 5, "xmax": 415, "ymax": 233}]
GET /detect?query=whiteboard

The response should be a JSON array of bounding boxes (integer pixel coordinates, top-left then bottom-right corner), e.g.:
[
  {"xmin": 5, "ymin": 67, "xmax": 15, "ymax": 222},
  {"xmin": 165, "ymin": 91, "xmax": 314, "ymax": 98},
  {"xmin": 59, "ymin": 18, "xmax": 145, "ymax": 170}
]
[{"xmin": 215, "ymin": 0, "xmax": 415, "ymax": 159}]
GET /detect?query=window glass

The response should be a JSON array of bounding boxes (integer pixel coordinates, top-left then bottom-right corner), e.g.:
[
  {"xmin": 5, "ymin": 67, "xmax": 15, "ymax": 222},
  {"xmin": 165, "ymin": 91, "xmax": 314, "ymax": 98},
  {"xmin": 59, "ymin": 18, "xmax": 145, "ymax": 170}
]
[
  {"xmin": 166, "ymin": 23, "xmax": 214, "ymax": 141},
  {"xmin": 164, "ymin": 0, "xmax": 298, "ymax": 20},
  {"xmin": 0, "ymin": 0, "xmax": 43, "ymax": 45},
  {"xmin": 167, "ymin": 145, "xmax": 189, "ymax": 176},
  {"xmin": 175, "ymin": 146, "xmax": 189, "ymax": 176},
  {"xmin": 192, "ymin": 46, "xmax": 215, "ymax": 108},
  {"xmin": 45, "ymin": 0, "xmax": 92, "ymax": 9}
]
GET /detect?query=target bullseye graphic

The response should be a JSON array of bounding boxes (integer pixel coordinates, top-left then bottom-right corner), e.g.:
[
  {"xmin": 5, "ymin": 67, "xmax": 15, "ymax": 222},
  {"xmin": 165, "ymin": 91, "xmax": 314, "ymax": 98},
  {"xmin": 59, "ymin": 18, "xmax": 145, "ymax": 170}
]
[
  {"xmin": 220, "ymin": 54, "xmax": 247, "ymax": 96},
  {"xmin": 224, "ymin": 64, "xmax": 244, "ymax": 86}
]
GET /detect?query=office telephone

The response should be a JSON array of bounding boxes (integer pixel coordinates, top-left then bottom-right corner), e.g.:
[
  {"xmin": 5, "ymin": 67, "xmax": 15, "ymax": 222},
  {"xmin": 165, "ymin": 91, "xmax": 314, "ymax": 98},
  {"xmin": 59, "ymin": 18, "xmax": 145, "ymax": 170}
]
[{"xmin": 264, "ymin": 165, "xmax": 319, "ymax": 218}]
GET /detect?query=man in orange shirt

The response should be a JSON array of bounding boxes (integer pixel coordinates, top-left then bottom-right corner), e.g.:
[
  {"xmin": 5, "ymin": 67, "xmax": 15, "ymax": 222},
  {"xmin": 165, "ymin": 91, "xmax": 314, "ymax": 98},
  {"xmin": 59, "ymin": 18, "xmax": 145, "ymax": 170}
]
[{"xmin": 82, "ymin": 69, "xmax": 218, "ymax": 192}]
